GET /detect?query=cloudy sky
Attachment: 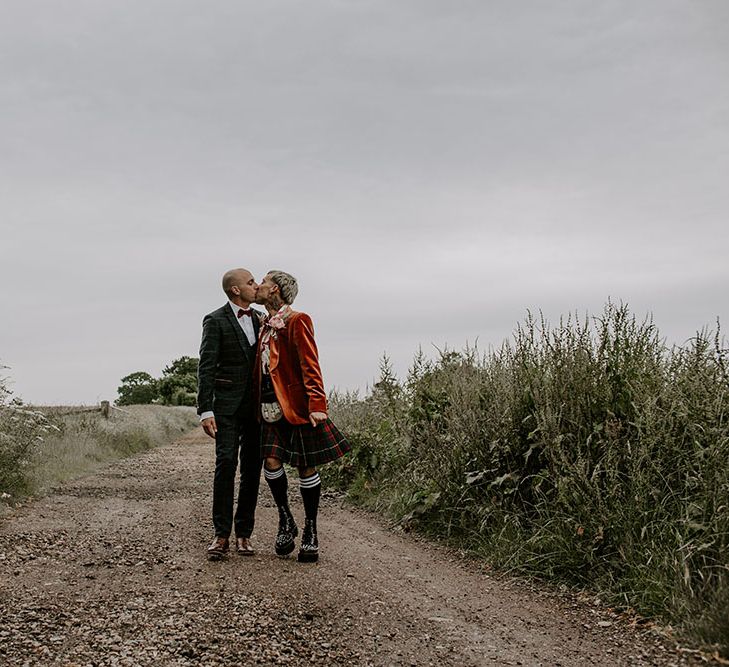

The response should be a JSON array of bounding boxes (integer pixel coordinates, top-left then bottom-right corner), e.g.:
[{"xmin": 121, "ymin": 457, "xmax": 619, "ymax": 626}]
[{"xmin": 1, "ymin": 0, "xmax": 727, "ymax": 405}]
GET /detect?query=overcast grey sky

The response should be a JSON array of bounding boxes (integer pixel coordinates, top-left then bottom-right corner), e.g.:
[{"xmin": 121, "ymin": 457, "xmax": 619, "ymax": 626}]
[{"xmin": 1, "ymin": 0, "xmax": 728, "ymax": 405}]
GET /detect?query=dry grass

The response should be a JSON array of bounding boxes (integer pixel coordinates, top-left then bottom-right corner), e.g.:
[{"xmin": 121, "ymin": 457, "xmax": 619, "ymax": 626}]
[
  {"xmin": 1, "ymin": 402, "xmax": 198, "ymax": 499},
  {"xmin": 30, "ymin": 405, "xmax": 199, "ymax": 492}
]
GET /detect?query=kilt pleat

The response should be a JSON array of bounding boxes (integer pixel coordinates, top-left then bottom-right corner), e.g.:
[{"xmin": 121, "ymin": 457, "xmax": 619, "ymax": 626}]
[{"xmin": 260, "ymin": 418, "xmax": 352, "ymax": 467}]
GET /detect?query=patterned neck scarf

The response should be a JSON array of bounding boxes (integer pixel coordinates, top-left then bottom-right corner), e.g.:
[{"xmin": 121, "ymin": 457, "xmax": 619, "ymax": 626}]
[{"xmin": 261, "ymin": 305, "xmax": 293, "ymax": 373}]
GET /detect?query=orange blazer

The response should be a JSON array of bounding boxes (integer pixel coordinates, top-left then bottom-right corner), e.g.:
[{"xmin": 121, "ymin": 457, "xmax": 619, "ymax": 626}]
[{"xmin": 256, "ymin": 311, "xmax": 328, "ymax": 425}]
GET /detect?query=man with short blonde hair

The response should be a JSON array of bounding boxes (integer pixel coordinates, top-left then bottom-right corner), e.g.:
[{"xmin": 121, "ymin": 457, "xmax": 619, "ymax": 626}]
[
  {"xmin": 254, "ymin": 270, "xmax": 351, "ymax": 562},
  {"xmin": 265, "ymin": 270, "xmax": 299, "ymax": 305}
]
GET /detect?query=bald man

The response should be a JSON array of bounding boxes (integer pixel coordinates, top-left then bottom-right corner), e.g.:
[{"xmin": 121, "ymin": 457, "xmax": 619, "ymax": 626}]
[{"xmin": 197, "ymin": 268, "xmax": 263, "ymax": 560}]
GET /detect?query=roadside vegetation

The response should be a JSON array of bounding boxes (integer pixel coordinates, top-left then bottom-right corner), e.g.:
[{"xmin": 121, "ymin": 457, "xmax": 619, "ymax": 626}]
[
  {"xmin": 28, "ymin": 405, "xmax": 199, "ymax": 493},
  {"xmin": 0, "ymin": 366, "xmax": 58, "ymax": 498},
  {"xmin": 0, "ymin": 367, "xmax": 198, "ymax": 502},
  {"xmin": 326, "ymin": 302, "xmax": 729, "ymax": 655}
]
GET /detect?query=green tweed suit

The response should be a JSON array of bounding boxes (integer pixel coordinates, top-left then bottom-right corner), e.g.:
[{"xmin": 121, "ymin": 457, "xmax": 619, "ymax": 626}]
[{"xmin": 197, "ymin": 304, "xmax": 262, "ymax": 539}]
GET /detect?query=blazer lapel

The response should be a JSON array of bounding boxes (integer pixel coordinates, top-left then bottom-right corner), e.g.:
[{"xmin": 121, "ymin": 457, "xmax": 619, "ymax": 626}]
[
  {"xmin": 268, "ymin": 334, "xmax": 280, "ymax": 372},
  {"xmin": 224, "ymin": 305, "xmax": 253, "ymax": 356},
  {"xmin": 268, "ymin": 309, "xmax": 295, "ymax": 372},
  {"xmin": 252, "ymin": 309, "xmax": 262, "ymax": 340}
]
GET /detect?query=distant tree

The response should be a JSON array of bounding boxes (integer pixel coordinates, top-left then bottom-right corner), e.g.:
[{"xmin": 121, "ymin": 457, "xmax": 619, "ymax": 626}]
[
  {"xmin": 116, "ymin": 372, "xmax": 159, "ymax": 406},
  {"xmin": 162, "ymin": 356, "xmax": 199, "ymax": 378},
  {"xmin": 158, "ymin": 356, "xmax": 198, "ymax": 406}
]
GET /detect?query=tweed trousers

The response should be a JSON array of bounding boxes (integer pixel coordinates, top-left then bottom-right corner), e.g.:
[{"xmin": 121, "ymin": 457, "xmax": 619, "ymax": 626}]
[{"xmin": 212, "ymin": 404, "xmax": 262, "ymax": 538}]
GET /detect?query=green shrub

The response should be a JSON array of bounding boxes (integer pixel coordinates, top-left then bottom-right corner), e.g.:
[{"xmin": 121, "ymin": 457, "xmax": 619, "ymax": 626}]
[
  {"xmin": 0, "ymin": 367, "xmax": 60, "ymax": 497},
  {"xmin": 158, "ymin": 356, "xmax": 198, "ymax": 406},
  {"xmin": 329, "ymin": 302, "xmax": 729, "ymax": 655}
]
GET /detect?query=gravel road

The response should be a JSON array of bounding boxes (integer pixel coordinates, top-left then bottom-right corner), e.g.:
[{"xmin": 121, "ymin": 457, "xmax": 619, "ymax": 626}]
[{"xmin": 0, "ymin": 430, "xmax": 711, "ymax": 666}]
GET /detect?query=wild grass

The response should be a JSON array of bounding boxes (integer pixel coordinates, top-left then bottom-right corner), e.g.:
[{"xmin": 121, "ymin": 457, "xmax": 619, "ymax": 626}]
[
  {"xmin": 0, "ymin": 370, "xmax": 58, "ymax": 498},
  {"xmin": 0, "ymin": 391, "xmax": 198, "ymax": 501},
  {"xmin": 325, "ymin": 302, "xmax": 729, "ymax": 654}
]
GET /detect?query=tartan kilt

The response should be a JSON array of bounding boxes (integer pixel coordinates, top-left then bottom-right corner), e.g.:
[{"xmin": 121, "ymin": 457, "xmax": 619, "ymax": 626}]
[{"xmin": 260, "ymin": 418, "xmax": 352, "ymax": 467}]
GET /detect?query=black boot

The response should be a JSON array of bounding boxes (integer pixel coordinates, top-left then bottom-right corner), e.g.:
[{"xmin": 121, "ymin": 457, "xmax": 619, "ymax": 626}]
[
  {"xmin": 297, "ymin": 518, "xmax": 318, "ymax": 563},
  {"xmin": 275, "ymin": 505, "xmax": 298, "ymax": 556}
]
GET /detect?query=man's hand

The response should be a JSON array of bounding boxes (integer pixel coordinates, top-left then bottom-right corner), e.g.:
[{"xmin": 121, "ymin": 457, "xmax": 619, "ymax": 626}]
[
  {"xmin": 309, "ymin": 411, "xmax": 327, "ymax": 427},
  {"xmin": 201, "ymin": 416, "xmax": 218, "ymax": 438}
]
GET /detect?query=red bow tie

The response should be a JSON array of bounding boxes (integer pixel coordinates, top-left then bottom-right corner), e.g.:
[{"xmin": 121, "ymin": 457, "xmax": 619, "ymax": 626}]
[{"xmin": 237, "ymin": 308, "xmax": 252, "ymax": 318}]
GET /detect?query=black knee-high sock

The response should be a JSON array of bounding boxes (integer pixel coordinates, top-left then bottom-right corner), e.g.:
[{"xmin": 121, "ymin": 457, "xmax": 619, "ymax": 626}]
[
  {"xmin": 264, "ymin": 466, "xmax": 289, "ymax": 509},
  {"xmin": 299, "ymin": 472, "xmax": 321, "ymax": 522}
]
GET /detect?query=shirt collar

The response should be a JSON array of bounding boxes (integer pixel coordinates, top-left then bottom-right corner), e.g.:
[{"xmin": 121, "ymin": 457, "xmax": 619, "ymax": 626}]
[{"xmin": 229, "ymin": 301, "xmax": 248, "ymax": 316}]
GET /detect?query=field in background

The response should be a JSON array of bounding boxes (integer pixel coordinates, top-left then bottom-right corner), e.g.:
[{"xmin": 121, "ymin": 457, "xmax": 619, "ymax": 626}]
[
  {"xmin": 1, "ymin": 404, "xmax": 198, "ymax": 502},
  {"xmin": 326, "ymin": 302, "xmax": 729, "ymax": 656}
]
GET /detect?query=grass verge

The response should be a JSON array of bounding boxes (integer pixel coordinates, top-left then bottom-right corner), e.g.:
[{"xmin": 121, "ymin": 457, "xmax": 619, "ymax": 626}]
[
  {"xmin": 324, "ymin": 302, "xmax": 729, "ymax": 656},
  {"xmin": 1, "ymin": 403, "xmax": 198, "ymax": 501}
]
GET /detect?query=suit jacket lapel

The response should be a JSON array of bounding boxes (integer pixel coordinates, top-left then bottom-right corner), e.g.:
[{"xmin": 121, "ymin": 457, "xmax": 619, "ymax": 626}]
[
  {"xmin": 224, "ymin": 304, "xmax": 253, "ymax": 356},
  {"xmin": 269, "ymin": 333, "xmax": 280, "ymax": 372},
  {"xmin": 267, "ymin": 311, "xmax": 295, "ymax": 372},
  {"xmin": 252, "ymin": 309, "xmax": 261, "ymax": 339}
]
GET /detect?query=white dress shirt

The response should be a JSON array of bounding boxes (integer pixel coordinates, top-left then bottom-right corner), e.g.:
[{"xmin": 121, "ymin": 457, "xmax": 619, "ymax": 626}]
[{"xmin": 230, "ymin": 301, "xmax": 256, "ymax": 346}]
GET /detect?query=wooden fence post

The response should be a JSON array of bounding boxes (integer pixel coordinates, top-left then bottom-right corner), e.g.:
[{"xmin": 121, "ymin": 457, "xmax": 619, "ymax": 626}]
[{"xmin": 100, "ymin": 401, "xmax": 110, "ymax": 418}]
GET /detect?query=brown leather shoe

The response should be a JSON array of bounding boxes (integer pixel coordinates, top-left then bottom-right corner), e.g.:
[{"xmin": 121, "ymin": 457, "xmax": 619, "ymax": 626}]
[
  {"xmin": 207, "ymin": 536, "xmax": 229, "ymax": 561},
  {"xmin": 236, "ymin": 537, "xmax": 255, "ymax": 556}
]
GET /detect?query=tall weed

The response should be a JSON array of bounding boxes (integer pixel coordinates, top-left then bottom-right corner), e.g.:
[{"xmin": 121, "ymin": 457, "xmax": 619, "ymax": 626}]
[{"xmin": 328, "ymin": 302, "xmax": 729, "ymax": 654}]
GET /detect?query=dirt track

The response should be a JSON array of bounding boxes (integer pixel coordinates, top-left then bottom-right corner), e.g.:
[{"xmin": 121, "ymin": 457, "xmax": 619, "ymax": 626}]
[{"xmin": 0, "ymin": 430, "xmax": 706, "ymax": 666}]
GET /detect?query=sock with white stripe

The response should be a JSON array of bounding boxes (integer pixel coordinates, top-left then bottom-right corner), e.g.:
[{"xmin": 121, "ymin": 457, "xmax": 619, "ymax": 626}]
[
  {"xmin": 299, "ymin": 472, "xmax": 321, "ymax": 522},
  {"xmin": 264, "ymin": 465, "xmax": 289, "ymax": 508}
]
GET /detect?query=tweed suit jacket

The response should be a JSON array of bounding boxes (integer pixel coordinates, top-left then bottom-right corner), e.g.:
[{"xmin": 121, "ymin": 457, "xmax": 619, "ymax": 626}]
[
  {"xmin": 197, "ymin": 304, "xmax": 262, "ymax": 417},
  {"xmin": 255, "ymin": 311, "xmax": 328, "ymax": 426}
]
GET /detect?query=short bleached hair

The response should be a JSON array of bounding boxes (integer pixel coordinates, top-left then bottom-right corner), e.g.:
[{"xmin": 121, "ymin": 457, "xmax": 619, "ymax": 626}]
[{"xmin": 267, "ymin": 270, "xmax": 299, "ymax": 304}]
